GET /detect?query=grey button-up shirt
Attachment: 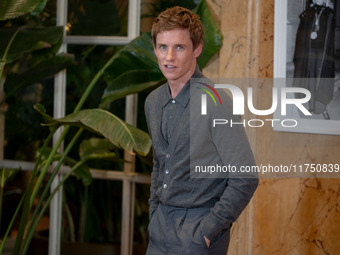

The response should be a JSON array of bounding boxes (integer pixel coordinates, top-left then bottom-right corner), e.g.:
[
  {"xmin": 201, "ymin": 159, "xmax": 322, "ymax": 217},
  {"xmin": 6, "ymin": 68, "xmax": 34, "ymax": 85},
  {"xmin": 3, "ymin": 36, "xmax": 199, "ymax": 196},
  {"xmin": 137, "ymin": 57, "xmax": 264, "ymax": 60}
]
[
  {"xmin": 161, "ymin": 84, "xmax": 188, "ymax": 144},
  {"xmin": 145, "ymin": 67, "xmax": 258, "ymax": 241}
]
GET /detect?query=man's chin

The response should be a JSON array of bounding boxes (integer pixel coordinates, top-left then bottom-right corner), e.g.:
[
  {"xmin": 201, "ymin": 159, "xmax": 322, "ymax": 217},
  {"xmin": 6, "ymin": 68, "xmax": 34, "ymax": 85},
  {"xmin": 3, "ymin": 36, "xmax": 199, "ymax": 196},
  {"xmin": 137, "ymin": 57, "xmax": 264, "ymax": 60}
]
[{"xmin": 163, "ymin": 73, "xmax": 179, "ymax": 81}]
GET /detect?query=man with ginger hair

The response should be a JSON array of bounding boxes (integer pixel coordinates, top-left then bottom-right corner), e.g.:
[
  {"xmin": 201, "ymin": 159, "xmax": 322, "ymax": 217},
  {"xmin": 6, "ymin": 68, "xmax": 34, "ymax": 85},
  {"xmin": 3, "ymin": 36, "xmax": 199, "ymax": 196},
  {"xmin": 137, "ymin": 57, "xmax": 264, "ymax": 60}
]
[{"xmin": 145, "ymin": 6, "xmax": 258, "ymax": 254}]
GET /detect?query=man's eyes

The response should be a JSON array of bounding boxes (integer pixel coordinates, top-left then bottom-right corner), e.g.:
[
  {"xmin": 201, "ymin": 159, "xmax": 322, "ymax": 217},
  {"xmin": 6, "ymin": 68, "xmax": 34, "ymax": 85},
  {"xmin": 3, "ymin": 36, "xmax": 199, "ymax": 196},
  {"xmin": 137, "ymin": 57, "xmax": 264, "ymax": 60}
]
[{"xmin": 158, "ymin": 45, "xmax": 184, "ymax": 50}]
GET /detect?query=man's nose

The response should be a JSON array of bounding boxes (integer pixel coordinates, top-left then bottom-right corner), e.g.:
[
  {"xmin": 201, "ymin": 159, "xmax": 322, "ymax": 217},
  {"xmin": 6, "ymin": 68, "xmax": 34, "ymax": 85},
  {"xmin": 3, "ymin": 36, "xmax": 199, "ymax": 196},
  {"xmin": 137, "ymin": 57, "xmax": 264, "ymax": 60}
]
[{"xmin": 166, "ymin": 49, "xmax": 175, "ymax": 61}]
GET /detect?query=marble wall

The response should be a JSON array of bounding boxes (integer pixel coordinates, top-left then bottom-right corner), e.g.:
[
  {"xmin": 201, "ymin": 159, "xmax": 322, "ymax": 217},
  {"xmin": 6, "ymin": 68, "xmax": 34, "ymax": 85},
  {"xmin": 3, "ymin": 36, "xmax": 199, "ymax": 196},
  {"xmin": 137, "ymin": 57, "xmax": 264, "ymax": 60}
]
[
  {"xmin": 254, "ymin": 178, "xmax": 340, "ymax": 255},
  {"xmin": 204, "ymin": 0, "xmax": 340, "ymax": 254}
]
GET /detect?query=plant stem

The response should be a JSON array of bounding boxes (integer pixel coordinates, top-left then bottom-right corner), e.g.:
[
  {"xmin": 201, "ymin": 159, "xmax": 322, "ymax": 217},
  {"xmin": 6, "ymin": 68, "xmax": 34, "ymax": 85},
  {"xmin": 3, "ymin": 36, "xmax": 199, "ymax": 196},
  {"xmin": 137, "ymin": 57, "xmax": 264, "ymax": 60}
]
[
  {"xmin": 73, "ymin": 52, "xmax": 117, "ymax": 113},
  {"xmin": 29, "ymin": 125, "xmax": 70, "ymax": 206},
  {"xmin": 0, "ymin": 128, "xmax": 52, "ymax": 253},
  {"xmin": 12, "ymin": 130, "xmax": 55, "ymax": 255},
  {"xmin": 0, "ymin": 195, "xmax": 24, "ymax": 253},
  {"xmin": 21, "ymin": 159, "xmax": 87, "ymax": 255},
  {"xmin": 23, "ymin": 128, "xmax": 83, "ymax": 251}
]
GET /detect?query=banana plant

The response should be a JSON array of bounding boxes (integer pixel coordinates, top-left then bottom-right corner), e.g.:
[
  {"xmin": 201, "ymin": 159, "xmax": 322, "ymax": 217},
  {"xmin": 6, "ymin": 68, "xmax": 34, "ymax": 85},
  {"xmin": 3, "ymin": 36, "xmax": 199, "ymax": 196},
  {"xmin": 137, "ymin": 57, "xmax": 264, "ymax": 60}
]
[
  {"xmin": 0, "ymin": 0, "xmax": 151, "ymax": 254},
  {"xmin": 0, "ymin": 2, "xmax": 73, "ymax": 253},
  {"xmin": 0, "ymin": 30, "xmax": 153, "ymax": 255},
  {"xmin": 0, "ymin": 0, "xmax": 222, "ymax": 254},
  {"xmin": 0, "ymin": 44, "xmax": 153, "ymax": 255},
  {"xmin": 0, "ymin": 1, "xmax": 76, "ymax": 250}
]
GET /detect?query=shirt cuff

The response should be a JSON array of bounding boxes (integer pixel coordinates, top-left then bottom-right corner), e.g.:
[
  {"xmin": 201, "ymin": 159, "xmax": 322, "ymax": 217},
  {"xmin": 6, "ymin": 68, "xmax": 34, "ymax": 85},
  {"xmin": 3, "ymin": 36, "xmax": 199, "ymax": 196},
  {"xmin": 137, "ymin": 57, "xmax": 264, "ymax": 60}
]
[{"xmin": 200, "ymin": 215, "xmax": 226, "ymax": 241}]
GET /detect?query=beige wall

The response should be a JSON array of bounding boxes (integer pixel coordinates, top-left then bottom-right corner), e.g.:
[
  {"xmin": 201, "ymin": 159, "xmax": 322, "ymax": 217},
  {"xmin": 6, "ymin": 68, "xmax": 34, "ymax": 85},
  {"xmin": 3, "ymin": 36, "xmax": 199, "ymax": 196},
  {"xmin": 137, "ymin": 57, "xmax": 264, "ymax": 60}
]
[{"xmin": 203, "ymin": 0, "xmax": 340, "ymax": 254}]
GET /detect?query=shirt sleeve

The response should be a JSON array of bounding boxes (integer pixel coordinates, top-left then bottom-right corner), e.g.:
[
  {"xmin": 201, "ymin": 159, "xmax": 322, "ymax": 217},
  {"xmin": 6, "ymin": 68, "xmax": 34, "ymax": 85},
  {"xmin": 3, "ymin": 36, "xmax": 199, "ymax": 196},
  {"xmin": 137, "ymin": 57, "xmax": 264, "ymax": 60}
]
[
  {"xmin": 148, "ymin": 149, "xmax": 160, "ymax": 220},
  {"xmin": 145, "ymin": 95, "xmax": 160, "ymax": 220},
  {"xmin": 199, "ymin": 91, "xmax": 259, "ymax": 241}
]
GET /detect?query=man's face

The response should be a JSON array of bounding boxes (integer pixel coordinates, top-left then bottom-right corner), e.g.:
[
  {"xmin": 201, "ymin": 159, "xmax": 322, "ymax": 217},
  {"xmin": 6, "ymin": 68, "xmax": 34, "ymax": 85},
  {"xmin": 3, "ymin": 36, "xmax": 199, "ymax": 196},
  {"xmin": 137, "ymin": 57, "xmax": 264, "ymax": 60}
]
[{"xmin": 154, "ymin": 28, "xmax": 202, "ymax": 86}]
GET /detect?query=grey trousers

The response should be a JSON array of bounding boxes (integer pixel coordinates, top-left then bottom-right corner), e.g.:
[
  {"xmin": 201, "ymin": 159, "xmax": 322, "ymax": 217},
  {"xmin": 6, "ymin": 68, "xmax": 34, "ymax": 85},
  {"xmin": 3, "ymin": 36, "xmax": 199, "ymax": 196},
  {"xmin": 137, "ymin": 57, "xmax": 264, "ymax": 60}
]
[{"xmin": 146, "ymin": 203, "xmax": 230, "ymax": 255}]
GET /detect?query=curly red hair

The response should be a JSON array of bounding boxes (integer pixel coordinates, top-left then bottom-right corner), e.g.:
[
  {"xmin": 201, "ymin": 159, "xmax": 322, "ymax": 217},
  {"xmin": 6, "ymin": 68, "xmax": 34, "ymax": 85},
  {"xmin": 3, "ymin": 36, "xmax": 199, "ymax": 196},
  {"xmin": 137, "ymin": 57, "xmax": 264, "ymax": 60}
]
[{"xmin": 151, "ymin": 6, "xmax": 204, "ymax": 50}]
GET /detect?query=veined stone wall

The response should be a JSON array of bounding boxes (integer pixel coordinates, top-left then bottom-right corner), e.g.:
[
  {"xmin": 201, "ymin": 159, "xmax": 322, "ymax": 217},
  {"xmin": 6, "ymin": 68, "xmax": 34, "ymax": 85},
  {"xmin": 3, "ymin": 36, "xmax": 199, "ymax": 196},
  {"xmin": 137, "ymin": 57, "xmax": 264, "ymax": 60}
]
[{"xmin": 203, "ymin": 0, "xmax": 340, "ymax": 254}]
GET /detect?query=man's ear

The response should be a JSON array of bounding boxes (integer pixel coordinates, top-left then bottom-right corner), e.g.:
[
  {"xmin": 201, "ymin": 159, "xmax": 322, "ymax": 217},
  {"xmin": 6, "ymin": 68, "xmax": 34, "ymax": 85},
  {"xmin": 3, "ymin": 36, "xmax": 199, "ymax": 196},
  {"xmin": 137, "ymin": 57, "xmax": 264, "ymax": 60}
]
[{"xmin": 194, "ymin": 42, "xmax": 203, "ymax": 58}]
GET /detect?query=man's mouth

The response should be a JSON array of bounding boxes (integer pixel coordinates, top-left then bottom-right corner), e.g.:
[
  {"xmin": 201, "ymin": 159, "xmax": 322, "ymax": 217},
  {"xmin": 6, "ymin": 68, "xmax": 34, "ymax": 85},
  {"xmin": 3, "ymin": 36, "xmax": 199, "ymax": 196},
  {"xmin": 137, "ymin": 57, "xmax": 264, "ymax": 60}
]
[{"xmin": 165, "ymin": 65, "xmax": 176, "ymax": 69}]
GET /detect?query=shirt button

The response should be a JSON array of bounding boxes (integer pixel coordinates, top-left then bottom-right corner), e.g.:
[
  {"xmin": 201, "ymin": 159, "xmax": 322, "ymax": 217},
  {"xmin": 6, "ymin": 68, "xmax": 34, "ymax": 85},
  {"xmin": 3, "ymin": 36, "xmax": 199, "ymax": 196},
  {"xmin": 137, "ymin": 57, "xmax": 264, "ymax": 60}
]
[
  {"xmin": 171, "ymin": 100, "xmax": 176, "ymax": 104},
  {"xmin": 165, "ymin": 169, "xmax": 169, "ymax": 175},
  {"xmin": 166, "ymin": 154, "xmax": 170, "ymax": 158},
  {"xmin": 169, "ymin": 115, "xmax": 173, "ymax": 119},
  {"xmin": 163, "ymin": 184, "xmax": 168, "ymax": 189}
]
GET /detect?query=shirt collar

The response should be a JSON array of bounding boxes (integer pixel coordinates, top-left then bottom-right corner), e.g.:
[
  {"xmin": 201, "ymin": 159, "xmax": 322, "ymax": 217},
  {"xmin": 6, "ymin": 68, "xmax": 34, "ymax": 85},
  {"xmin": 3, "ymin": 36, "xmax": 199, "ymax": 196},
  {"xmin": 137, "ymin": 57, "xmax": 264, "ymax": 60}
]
[{"xmin": 161, "ymin": 65, "xmax": 203, "ymax": 108}]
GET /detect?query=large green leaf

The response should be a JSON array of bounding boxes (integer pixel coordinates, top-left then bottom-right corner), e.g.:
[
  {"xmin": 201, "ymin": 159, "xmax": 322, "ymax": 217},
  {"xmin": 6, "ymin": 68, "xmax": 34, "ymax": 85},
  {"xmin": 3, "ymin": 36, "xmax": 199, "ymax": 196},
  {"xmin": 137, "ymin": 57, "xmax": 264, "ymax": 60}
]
[
  {"xmin": 33, "ymin": 104, "xmax": 55, "ymax": 124},
  {"xmin": 79, "ymin": 138, "xmax": 117, "ymax": 161},
  {"xmin": 103, "ymin": 32, "xmax": 159, "ymax": 81},
  {"xmin": 100, "ymin": 32, "xmax": 160, "ymax": 107},
  {"xmin": 0, "ymin": 26, "xmax": 64, "ymax": 63},
  {"xmin": 0, "ymin": 0, "xmax": 47, "ymax": 20},
  {"xmin": 100, "ymin": 69, "xmax": 165, "ymax": 108},
  {"xmin": 34, "ymin": 105, "xmax": 152, "ymax": 156},
  {"xmin": 195, "ymin": 0, "xmax": 223, "ymax": 67},
  {"xmin": 2, "ymin": 53, "xmax": 74, "ymax": 104},
  {"xmin": 30, "ymin": 0, "xmax": 48, "ymax": 16},
  {"xmin": 100, "ymin": 0, "xmax": 222, "ymax": 106}
]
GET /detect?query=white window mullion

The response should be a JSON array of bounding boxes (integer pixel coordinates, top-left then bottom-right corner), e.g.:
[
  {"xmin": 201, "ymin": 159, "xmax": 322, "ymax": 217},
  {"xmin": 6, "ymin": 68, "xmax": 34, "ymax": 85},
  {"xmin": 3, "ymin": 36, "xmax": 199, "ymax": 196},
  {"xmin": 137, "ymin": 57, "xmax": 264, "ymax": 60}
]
[
  {"xmin": 128, "ymin": 0, "xmax": 141, "ymax": 40},
  {"xmin": 49, "ymin": 0, "xmax": 68, "ymax": 255},
  {"xmin": 64, "ymin": 35, "xmax": 132, "ymax": 45},
  {"xmin": 49, "ymin": 52, "xmax": 66, "ymax": 255},
  {"xmin": 121, "ymin": 1, "xmax": 141, "ymax": 254}
]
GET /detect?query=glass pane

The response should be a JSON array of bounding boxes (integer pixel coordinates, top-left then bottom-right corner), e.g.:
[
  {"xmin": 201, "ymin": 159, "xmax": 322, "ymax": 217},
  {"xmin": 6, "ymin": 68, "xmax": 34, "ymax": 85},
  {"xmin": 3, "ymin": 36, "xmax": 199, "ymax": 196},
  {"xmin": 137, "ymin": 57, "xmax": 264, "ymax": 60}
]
[{"xmin": 67, "ymin": 0, "xmax": 129, "ymax": 36}]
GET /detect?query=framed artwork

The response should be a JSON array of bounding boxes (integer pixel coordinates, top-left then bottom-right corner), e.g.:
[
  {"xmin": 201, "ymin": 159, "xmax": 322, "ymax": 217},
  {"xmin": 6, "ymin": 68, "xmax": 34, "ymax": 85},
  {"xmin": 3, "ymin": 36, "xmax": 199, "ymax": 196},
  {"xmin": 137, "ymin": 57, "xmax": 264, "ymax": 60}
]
[{"xmin": 273, "ymin": 0, "xmax": 340, "ymax": 135}]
